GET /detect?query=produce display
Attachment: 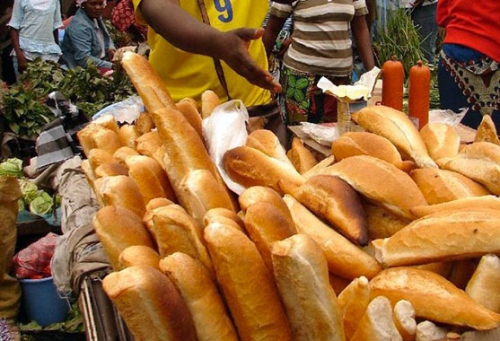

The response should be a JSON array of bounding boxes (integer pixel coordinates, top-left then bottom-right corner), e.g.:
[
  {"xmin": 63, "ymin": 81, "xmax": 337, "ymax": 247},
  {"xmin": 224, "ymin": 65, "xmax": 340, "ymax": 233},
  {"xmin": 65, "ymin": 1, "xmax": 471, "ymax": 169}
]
[{"xmin": 77, "ymin": 52, "xmax": 500, "ymax": 340}]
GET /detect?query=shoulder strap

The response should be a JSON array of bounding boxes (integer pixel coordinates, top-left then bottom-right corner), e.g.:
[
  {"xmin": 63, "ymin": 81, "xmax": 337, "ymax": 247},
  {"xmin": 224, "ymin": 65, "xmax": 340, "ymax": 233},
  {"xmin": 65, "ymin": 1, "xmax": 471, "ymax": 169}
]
[{"xmin": 196, "ymin": 0, "xmax": 232, "ymax": 100}]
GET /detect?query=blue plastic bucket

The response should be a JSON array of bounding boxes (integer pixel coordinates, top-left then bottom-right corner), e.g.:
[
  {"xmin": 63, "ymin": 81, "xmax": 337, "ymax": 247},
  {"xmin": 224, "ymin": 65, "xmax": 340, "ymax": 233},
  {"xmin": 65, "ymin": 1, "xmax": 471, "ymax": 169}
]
[{"xmin": 19, "ymin": 276, "xmax": 70, "ymax": 326}]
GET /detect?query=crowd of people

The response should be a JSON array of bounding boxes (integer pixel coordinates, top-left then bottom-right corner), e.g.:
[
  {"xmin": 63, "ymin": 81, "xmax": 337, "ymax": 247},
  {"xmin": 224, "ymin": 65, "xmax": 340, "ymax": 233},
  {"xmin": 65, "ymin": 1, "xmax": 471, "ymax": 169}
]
[{"xmin": 0, "ymin": 0, "xmax": 500, "ymax": 340}]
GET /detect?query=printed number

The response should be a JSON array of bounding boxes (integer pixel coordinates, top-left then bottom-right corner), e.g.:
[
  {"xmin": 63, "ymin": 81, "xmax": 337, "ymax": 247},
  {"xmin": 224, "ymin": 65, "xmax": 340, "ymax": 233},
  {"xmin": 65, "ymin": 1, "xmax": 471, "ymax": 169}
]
[{"xmin": 214, "ymin": 0, "xmax": 233, "ymax": 22}]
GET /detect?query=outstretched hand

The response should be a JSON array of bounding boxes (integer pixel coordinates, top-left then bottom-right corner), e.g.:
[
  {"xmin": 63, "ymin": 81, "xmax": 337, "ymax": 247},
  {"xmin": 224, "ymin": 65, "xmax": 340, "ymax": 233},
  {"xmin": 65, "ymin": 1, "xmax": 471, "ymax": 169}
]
[{"xmin": 218, "ymin": 27, "xmax": 282, "ymax": 93}]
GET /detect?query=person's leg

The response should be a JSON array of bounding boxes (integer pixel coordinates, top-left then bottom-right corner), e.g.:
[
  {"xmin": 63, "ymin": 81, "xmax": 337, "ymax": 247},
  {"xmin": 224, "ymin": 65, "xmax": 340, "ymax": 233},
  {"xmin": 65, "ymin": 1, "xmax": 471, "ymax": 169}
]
[{"xmin": 411, "ymin": 3, "xmax": 438, "ymax": 65}]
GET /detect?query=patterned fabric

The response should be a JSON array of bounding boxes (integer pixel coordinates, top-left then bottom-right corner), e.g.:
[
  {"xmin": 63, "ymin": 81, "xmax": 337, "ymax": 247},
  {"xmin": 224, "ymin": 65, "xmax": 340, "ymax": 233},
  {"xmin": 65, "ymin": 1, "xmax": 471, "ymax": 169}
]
[
  {"xmin": 280, "ymin": 65, "xmax": 349, "ymax": 125},
  {"xmin": 111, "ymin": 0, "xmax": 147, "ymax": 39}
]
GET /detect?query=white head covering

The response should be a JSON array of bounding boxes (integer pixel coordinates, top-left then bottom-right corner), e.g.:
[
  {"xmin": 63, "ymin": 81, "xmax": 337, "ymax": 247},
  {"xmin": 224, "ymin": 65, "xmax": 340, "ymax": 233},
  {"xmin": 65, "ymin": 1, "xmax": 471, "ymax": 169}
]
[{"xmin": 76, "ymin": 0, "xmax": 107, "ymax": 7}]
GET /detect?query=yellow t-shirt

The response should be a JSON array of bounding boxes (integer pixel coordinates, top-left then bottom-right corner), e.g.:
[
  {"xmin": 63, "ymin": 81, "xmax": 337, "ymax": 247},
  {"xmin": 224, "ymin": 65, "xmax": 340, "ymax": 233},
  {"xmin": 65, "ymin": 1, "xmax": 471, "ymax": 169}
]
[{"xmin": 132, "ymin": 0, "xmax": 272, "ymax": 107}]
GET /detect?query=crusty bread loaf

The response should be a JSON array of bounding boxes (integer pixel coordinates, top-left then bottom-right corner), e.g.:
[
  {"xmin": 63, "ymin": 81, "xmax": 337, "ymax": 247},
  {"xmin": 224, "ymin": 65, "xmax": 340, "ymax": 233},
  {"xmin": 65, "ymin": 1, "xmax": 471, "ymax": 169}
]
[
  {"xmin": 320, "ymin": 155, "xmax": 428, "ymax": 220},
  {"xmin": 246, "ymin": 129, "xmax": 293, "ymax": 166},
  {"xmin": 460, "ymin": 141, "xmax": 500, "ymax": 164},
  {"xmin": 329, "ymin": 273, "xmax": 352, "ymax": 295},
  {"xmin": 102, "ymin": 265, "xmax": 197, "ymax": 341},
  {"xmin": 175, "ymin": 98, "xmax": 203, "ymax": 140},
  {"xmin": 363, "ymin": 202, "xmax": 411, "ymax": 240},
  {"xmin": 223, "ymin": 145, "xmax": 305, "ymax": 195},
  {"xmin": 415, "ymin": 321, "xmax": 448, "ymax": 341},
  {"xmin": 475, "ymin": 114, "xmax": 500, "ymax": 145},
  {"xmin": 135, "ymin": 111, "xmax": 155, "ymax": 136},
  {"xmin": 117, "ymin": 124, "xmax": 140, "ymax": 148},
  {"xmin": 93, "ymin": 205, "xmax": 155, "ymax": 270},
  {"xmin": 372, "ymin": 208, "xmax": 500, "ymax": 267},
  {"xmin": 204, "ymin": 222, "xmax": 293, "ymax": 341},
  {"xmin": 94, "ymin": 162, "xmax": 128, "ymax": 178},
  {"xmin": 393, "ymin": 300, "xmax": 417, "ymax": 341},
  {"xmin": 351, "ymin": 105, "xmax": 437, "ymax": 169},
  {"xmin": 447, "ymin": 259, "xmax": 478, "ymax": 290},
  {"xmin": 437, "ymin": 154, "xmax": 500, "ymax": 195},
  {"xmin": 203, "ymin": 207, "xmax": 246, "ymax": 233},
  {"xmin": 337, "ymin": 276, "xmax": 371, "ymax": 339},
  {"xmin": 244, "ymin": 201, "xmax": 297, "ymax": 271},
  {"xmin": 113, "ymin": 146, "xmax": 139, "ymax": 168},
  {"xmin": 331, "ymin": 131, "xmax": 406, "ymax": 169},
  {"xmin": 143, "ymin": 204, "xmax": 214, "ymax": 278},
  {"xmin": 134, "ymin": 131, "xmax": 165, "ymax": 164},
  {"xmin": 78, "ymin": 123, "xmax": 122, "ymax": 157},
  {"xmin": 159, "ymin": 252, "xmax": 239, "ymax": 341},
  {"xmin": 125, "ymin": 155, "xmax": 176, "ymax": 204},
  {"xmin": 238, "ymin": 186, "xmax": 294, "ymax": 229},
  {"xmin": 369, "ymin": 267, "xmax": 500, "ymax": 330},
  {"xmin": 290, "ymin": 174, "xmax": 368, "ymax": 245},
  {"xmin": 87, "ymin": 148, "xmax": 115, "ymax": 172},
  {"xmin": 94, "ymin": 175, "xmax": 146, "ymax": 217},
  {"xmin": 419, "ymin": 122, "xmax": 461, "ymax": 161},
  {"xmin": 465, "ymin": 254, "xmax": 500, "ymax": 313},
  {"xmin": 145, "ymin": 197, "xmax": 175, "ymax": 211},
  {"xmin": 410, "ymin": 195, "xmax": 500, "ymax": 218},
  {"xmin": 271, "ymin": 234, "xmax": 345, "ymax": 341},
  {"xmin": 177, "ymin": 169, "xmax": 236, "ymax": 225},
  {"xmin": 350, "ymin": 295, "xmax": 403, "ymax": 341},
  {"xmin": 410, "ymin": 168, "xmax": 491, "ymax": 205},
  {"xmin": 283, "ymin": 195, "xmax": 382, "ymax": 280},
  {"xmin": 286, "ymin": 137, "xmax": 318, "ymax": 174},
  {"xmin": 302, "ymin": 155, "xmax": 336, "ymax": 179},
  {"xmin": 201, "ymin": 90, "xmax": 220, "ymax": 119},
  {"xmin": 118, "ymin": 245, "xmax": 161, "ymax": 270},
  {"xmin": 121, "ymin": 52, "xmax": 176, "ymax": 113}
]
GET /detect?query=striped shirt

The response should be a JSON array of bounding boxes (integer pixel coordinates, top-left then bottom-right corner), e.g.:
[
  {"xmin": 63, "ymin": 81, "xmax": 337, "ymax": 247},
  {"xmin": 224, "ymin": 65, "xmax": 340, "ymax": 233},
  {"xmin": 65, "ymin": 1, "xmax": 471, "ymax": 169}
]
[{"xmin": 270, "ymin": 0, "xmax": 368, "ymax": 77}]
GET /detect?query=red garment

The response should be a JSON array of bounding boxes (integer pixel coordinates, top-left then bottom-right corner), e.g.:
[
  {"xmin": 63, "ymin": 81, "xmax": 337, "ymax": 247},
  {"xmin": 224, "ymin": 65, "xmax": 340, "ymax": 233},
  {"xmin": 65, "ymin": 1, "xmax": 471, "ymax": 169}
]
[
  {"xmin": 12, "ymin": 232, "xmax": 59, "ymax": 279},
  {"xmin": 111, "ymin": 0, "xmax": 147, "ymax": 39},
  {"xmin": 437, "ymin": 0, "xmax": 500, "ymax": 62}
]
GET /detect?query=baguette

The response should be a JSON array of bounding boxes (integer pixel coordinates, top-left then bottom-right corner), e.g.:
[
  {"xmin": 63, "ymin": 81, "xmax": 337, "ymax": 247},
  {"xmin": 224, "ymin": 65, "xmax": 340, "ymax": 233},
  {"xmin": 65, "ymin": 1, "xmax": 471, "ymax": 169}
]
[
  {"xmin": 372, "ymin": 208, "xmax": 500, "ymax": 267},
  {"xmin": 93, "ymin": 205, "xmax": 155, "ymax": 270},
  {"xmin": 133, "ymin": 131, "xmax": 166, "ymax": 166},
  {"xmin": 135, "ymin": 111, "xmax": 155, "ymax": 136},
  {"xmin": 159, "ymin": 252, "xmax": 239, "ymax": 341},
  {"xmin": 465, "ymin": 254, "xmax": 500, "ymax": 313},
  {"xmin": 102, "ymin": 265, "xmax": 197, "ymax": 341},
  {"xmin": 286, "ymin": 137, "xmax": 318, "ymax": 174},
  {"xmin": 363, "ymin": 201, "xmax": 411, "ymax": 239},
  {"xmin": 350, "ymin": 295, "xmax": 403, "ymax": 341},
  {"xmin": 320, "ymin": 155, "xmax": 428, "ymax": 220},
  {"xmin": 118, "ymin": 245, "xmax": 161, "ymax": 270},
  {"xmin": 475, "ymin": 114, "xmax": 500, "ymax": 145},
  {"xmin": 145, "ymin": 197, "xmax": 175, "ymax": 211},
  {"xmin": 369, "ymin": 267, "xmax": 500, "ymax": 330},
  {"xmin": 87, "ymin": 148, "xmax": 115, "ymax": 172},
  {"xmin": 283, "ymin": 195, "xmax": 382, "ymax": 280},
  {"xmin": 246, "ymin": 129, "xmax": 292, "ymax": 166},
  {"xmin": 331, "ymin": 131, "xmax": 406, "ymax": 169},
  {"xmin": 337, "ymin": 276, "xmax": 371, "ymax": 339},
  {"xmin": 271, "ymin": 234, "xmax": 345, "ymax": 341},
  {"xmin": 117, "ymin": 124, "xmax": 139, "ymax": 148},
  {"xmin": 351, "ymin": 105, "xmax": 437, "ymax": 169},
  {"xmin": 410, "ymin": 168, "xmax": 491, "ymax": 205},
  {"xmin": 415, "ymin": 321, "xmax": 448, "ymax": 341},
  {"xmin": 244, "ymin": 201, "xmax": 297, "ymax": 271},
  {"xmin": 419, "ymin": 122, "xmax": 461, "ymax": 161},
  {"xmin": 175, "ymin": 98, "xmax": 203, "ymax": 140},
  {"xmin": 410, "ymin": 195, "xmax": 500, "ymax": 218},
  {"xmin": 302, "ymin": 155, "xmax": 336, "ymax": 179},
  {"xmin": 204, "ymin": 222, "xmax": 293, "ymax": 341},
  {"xmin": 393, "ymin": 300, "xmax": 417, "ymax": 341},
  {"xmin": 201, "ymin": 89, "xmax": 220, "ymax": 119},
  {"xmin": 113, "ymin": 146, "xmax": 139, "ymax": 168},
  {"xmin": 203, "ymin": 207, "xmax": 246, "ymax": 232},
  {"xmin": 290, "ymin": 174, "xmax": 368, "ymax": 245},
  {"xmin": 94, "ymin": 175, "xmax": 146, "ymax": 218},
  {"xmin": 93, "ymin": 162, "xmax": 128, "ymax": 178},
  {"xmin": 223, "ymin": 145, "xmax": 305, "ymax": 195},
  {"xmin": 143, "ymin": 204, "xmax": 214, "ymax": 277},
  {"xmin": 121, "ymin": 52, "xmax": 176, "ymax": 113},
  {"xmin": 93, "ymin": 114, "xmax": 120, "ymax": 135}
]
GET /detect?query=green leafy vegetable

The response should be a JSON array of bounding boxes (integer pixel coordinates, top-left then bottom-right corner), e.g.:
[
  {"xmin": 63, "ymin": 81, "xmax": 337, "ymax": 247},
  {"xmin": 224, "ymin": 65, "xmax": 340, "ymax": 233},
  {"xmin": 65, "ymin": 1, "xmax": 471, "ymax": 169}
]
[
  {"xmin": 0, "ymin": 158, "xmax": 23, "ymax": 177},
  {"xmin": 29, "ymin": 191, "xmax": 53, "ymax": 215}
]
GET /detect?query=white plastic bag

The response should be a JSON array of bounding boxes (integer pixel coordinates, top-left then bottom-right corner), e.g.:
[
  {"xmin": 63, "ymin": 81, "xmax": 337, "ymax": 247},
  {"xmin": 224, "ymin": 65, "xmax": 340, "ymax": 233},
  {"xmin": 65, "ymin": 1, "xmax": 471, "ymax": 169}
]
[{"xmin": 202, "ymin": 100, "xmax": 249, "ymax": 195}]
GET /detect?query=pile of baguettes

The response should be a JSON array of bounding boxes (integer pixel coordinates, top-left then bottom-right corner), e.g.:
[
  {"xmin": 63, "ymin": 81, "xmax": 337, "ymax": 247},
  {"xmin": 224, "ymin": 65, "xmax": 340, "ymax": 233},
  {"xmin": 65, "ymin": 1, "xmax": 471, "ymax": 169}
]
[{"xmin": 77, "ymin": 51, "xmax": 500, "ymax": 341}]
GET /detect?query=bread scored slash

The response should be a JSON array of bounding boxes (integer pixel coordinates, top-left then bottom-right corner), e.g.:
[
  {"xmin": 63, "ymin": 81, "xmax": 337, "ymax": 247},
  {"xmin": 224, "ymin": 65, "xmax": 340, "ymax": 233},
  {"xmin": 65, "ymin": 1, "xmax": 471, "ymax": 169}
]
[
  {"xmin": 372, "ymin": 208, "xmax": 500, "ymax": 268},
  {"xmin": 102, "ymin": 265, "xmax": 198, "ymax": 341},
  {"xmin": 246, "ymin": 129, "xmax": 293, "ymax": 166},
  {"xmin": 290, "ymin": 174, "xmax": 369, "ymax": 246},
  {"xmin": 419, "ymin": 122, "xmax": 461, "ymax": 161},
  {"xmin": 204, "ymin": 222, "xmax": 293, "ymax": 341},
  {"xmin": 351, "ymin": 105, "xmax": 437, "ymax": 169},
  {"xmin": 270, "ymin": 234, "xmax": 345, "ymax": 341},
  {"xmin": 320, "ymin": 155, "xmax": 428, "ymax": 220},
  {"xmin": 369, "ymin": 267, "xmax": 500, "ymax": 330},
  {"xmin": 286, "ymin": 137, "xmax": 318, "ymax": 174}
]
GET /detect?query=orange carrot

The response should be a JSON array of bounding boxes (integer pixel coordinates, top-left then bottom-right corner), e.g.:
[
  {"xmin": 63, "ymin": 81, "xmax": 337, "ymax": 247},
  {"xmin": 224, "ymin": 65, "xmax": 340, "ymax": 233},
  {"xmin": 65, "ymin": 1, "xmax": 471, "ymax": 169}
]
[
  {"xmin": 408, "ymin": 60, "xmax": 431, "ymax": 129},
  {"xmin": 381, "ymin": 56, "xmax": 404, "ymax": 111}
]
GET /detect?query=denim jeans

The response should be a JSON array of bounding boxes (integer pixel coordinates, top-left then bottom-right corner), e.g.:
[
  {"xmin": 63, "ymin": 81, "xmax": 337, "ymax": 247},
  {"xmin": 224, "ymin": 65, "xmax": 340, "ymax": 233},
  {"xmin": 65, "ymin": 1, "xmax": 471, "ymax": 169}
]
[{"xmin": 411, "ymin": 3, "xmax": 438, "ymax": 65}]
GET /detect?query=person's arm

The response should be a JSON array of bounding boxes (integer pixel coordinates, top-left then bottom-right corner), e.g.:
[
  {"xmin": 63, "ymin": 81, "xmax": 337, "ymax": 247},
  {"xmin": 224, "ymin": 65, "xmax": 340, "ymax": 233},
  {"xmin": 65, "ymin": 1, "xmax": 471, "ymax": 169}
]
[
  {"xmin": 8, "ymin": 0, "xmax": 28, "ymax": 73},
  {"xmin": 262, "ymin": 14, "xmax": 287, "ymax": 57},
  {"xmin": 351, "ymin": 14, "xmax": 375, "ymax": 72},
  {"xmin": 138, "ymin": 0, "xmax": 281, "ymax": 93}
]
